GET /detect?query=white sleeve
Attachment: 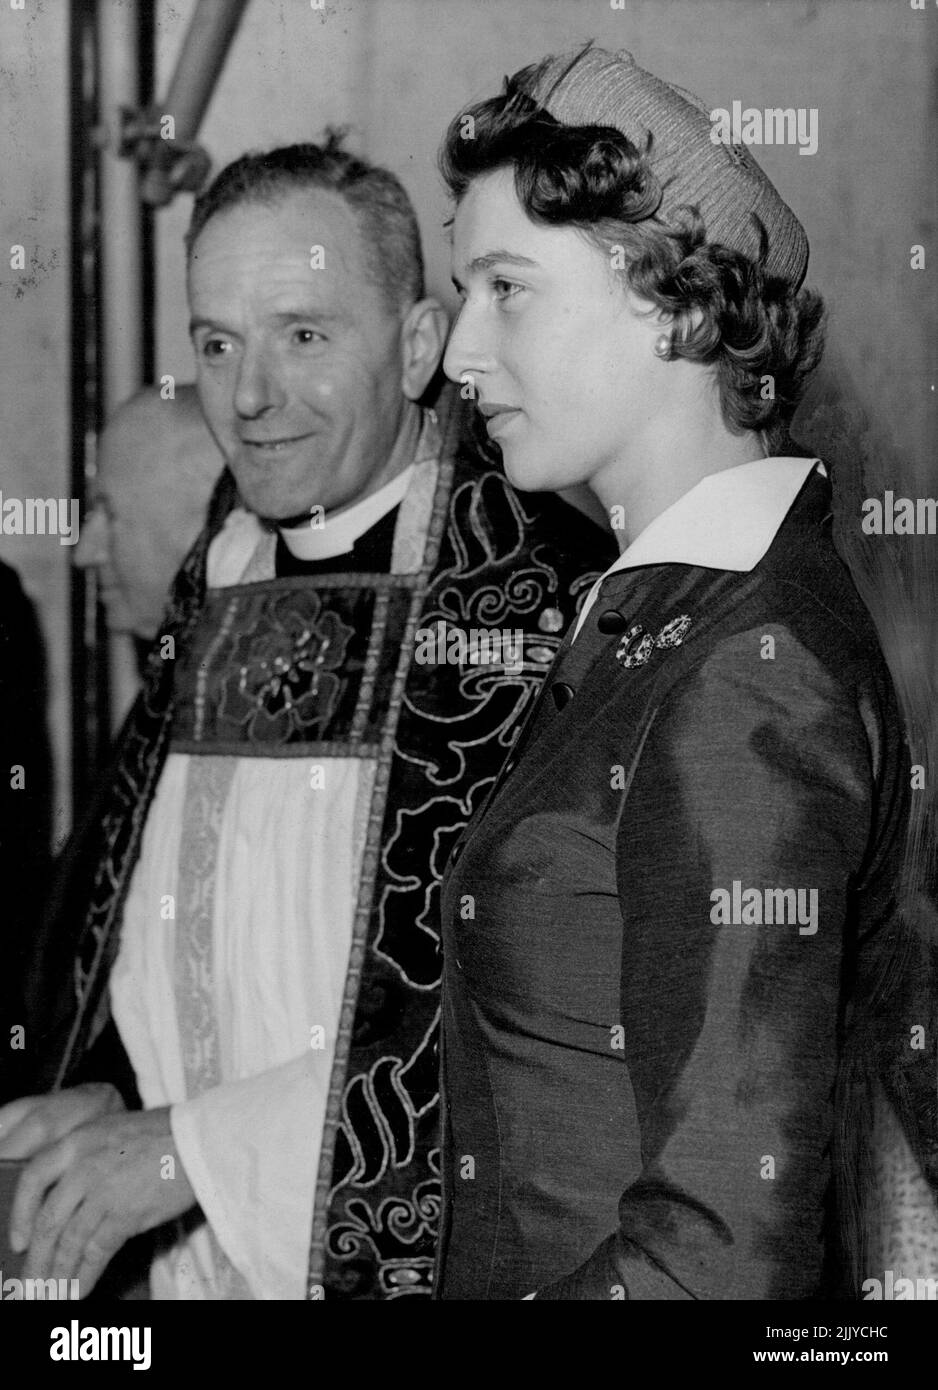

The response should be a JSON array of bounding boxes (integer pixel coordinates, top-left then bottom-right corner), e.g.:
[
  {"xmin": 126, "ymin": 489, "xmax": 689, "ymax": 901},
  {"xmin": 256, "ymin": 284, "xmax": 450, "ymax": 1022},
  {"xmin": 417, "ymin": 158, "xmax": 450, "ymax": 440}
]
[{"xmin": 170, "ymin": 1051, "xmax": 324, "ymax": 1300}]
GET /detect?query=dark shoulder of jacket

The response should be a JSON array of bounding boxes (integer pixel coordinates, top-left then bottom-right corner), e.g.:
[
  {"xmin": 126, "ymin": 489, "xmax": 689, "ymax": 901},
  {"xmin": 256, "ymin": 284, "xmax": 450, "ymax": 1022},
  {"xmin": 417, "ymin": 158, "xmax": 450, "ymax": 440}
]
[
  {"xmin": 753, "ymin": 470, "xmax": 904, "ymax": 727},
  {"xmin": 441, "ymin": 390, "xmax": 618, "ymax": 572},
  {"xmin": 636, "ymin": 470, "xmax": 907, "ymax": 805},
  {"xmin": 701, "ymin": 471, "xmax": 912, "ymax": 873}
]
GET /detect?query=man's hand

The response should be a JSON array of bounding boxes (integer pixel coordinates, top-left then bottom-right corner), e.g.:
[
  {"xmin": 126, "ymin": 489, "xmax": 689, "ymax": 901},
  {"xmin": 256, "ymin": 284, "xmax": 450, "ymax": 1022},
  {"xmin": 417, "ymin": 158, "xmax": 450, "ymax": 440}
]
[
  {"xmin": 10, "ymin": 1107, "xmax": 198, "ymax": 1296},
  {"xmin": 0, "ymin": 1084, "xmax": 125, "ymax": 1160}
]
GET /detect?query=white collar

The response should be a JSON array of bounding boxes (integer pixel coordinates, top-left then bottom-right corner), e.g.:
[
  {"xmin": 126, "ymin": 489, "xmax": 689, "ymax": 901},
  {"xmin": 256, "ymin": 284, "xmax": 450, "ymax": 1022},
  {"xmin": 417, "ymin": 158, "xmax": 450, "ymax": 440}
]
[
  {"xmin": 572, "ymin": 456, "xmax": 826, "ymax": 641},
  {"xmin": 278, "ymin": 462, "xmax": 416, "ymax": 560}
]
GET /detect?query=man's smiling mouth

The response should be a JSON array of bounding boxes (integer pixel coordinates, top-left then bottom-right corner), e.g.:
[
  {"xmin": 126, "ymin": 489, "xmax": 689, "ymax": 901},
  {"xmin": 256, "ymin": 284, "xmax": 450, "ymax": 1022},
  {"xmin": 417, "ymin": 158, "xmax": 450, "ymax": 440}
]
[{"xmin": 241, "ymin": 433, "xmax": 315, "ymax": 452}]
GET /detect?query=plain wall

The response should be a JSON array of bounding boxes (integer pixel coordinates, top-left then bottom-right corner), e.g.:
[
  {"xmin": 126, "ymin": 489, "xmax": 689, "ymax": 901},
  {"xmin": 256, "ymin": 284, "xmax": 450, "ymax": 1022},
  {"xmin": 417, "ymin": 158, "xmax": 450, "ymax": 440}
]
[{"xmin": 0, "ymin": 2, "xmax": 70, "ymax": 843}]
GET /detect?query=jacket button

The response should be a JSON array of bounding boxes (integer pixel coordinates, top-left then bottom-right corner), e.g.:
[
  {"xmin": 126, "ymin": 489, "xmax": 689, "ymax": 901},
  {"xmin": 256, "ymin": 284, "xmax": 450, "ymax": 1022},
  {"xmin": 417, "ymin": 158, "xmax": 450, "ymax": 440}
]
[
  {"xmin": 597, "ymin": 609, "xmax": 628, "ymax": 634},
  {"xmin": 551, "ymin": 681, "xmax": 575, "ymax": 710}
]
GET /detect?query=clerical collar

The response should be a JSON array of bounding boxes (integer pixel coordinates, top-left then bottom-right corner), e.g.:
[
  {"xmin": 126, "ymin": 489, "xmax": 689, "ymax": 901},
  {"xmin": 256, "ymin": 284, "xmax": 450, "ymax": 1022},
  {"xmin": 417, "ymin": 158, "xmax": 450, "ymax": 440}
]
[{"xmin": 278, "ymin": 463, "xmax": 416, "ymax": 560}]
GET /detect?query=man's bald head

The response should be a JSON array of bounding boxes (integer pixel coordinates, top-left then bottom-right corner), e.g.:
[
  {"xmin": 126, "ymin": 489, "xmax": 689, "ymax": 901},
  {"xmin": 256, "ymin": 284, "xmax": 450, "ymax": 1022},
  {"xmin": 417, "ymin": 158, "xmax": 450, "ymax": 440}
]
[{"xmin": 74, "ymin": 385, "xmax": 223, "ymax": 639}]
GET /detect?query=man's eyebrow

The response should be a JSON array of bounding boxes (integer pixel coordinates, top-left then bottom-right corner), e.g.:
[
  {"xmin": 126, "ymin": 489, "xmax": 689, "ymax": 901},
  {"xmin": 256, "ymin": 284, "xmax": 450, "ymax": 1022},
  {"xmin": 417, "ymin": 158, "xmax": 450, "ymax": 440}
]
[
  {"xmin": 266, "ymin": 308, "xmax": 346, "ymax": 327},
  {"xmin": 452, "ymin": 250, "xmax": 540, "ymax": 287},
  {"xmin": 189, "ymin": 316, "xmax": 223, "ymax": 337},
  {"xmin": 188, "ymin": 308, "xmax": 346, "ymax": 336}
]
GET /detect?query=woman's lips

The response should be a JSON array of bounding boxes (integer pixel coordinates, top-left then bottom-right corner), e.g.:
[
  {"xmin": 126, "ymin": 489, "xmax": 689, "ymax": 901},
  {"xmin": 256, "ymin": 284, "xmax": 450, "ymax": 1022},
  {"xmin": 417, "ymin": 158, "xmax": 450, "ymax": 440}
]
[{"xmin": 482, "ymin": 408, "xmax": 521, "ymax": 437}]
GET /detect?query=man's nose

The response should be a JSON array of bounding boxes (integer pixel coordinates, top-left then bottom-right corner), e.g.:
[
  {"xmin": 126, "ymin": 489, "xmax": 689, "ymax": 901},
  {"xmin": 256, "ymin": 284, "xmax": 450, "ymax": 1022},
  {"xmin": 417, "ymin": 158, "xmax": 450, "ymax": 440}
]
[
  {"xmin": 443, "ymin": 302, "xmax": 494, "ymax": 394},
  {"xmin": 233, "ymin": 348, "xmax": 287, "ymax": 418},
  {"xmin": 73, "ymin": 509, "xmax": 109, "ymax": 569}
]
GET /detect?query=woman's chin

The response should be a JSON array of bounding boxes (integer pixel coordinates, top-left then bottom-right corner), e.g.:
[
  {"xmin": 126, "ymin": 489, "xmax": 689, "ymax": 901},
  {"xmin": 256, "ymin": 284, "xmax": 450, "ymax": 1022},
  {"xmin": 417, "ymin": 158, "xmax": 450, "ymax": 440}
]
[
  {"xmin": 502, "ymin": 451, "xmax": 568, "ymax": 495},
  {"xmin": 496, "ymin": 442, "xmax": 536, "ymax": 489}
]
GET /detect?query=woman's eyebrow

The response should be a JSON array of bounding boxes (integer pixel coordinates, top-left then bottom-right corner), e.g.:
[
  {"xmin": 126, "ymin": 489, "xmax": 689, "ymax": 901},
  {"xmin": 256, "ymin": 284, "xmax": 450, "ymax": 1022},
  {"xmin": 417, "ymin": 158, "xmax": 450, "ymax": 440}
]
[
  {"xmin": 465, "ymin": 250, "xmax": 540, "ymax": 275},
  {"xmin": 452, "ymin": 250, "xmax": 541, "ymax": 292}
]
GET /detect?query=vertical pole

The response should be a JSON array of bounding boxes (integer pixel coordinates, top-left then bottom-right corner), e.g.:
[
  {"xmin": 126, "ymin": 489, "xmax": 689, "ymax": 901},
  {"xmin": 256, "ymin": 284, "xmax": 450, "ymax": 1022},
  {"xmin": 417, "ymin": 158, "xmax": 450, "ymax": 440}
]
[
  {"xmin": 69, "ymin": 0, "xmax": 107, "ymax": 822},
  {"xmin": 97, "ymin": 0, "xmax": 144, "ymax": 416},
  {"xmin": 138, "ymin": 2, "xmax": 156, "ymax": 388},
  {"xmin": 96, "ymin": 0, "xmax": 144, "ymax": 729}
]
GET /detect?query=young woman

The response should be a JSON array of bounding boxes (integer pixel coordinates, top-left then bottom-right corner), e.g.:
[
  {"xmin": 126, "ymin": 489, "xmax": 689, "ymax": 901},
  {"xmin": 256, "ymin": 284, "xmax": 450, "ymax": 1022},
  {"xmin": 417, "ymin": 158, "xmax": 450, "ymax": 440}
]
[{"xmin": 434, "ymin": 46, "xmax": 932, "ymax": 1300}]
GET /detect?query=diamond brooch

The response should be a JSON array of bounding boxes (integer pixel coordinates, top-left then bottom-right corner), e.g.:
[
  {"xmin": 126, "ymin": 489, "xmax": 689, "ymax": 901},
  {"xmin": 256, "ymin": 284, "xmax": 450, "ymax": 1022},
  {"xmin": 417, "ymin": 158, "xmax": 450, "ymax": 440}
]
[{"xmin": 615, "ymin": 614, "xmax": 692, "ymax": 669}]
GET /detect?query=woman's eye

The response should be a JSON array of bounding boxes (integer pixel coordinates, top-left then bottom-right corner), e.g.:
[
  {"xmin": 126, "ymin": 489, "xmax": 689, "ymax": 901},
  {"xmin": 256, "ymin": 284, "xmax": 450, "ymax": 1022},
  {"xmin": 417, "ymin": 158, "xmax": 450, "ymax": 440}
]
[
  {"xmin": 294, "ymin": 328, "xmax": 326, "ymax": 346},
  {"xmin": 492, "ymin": 278, "xmax": 522, "ymax": 301}
]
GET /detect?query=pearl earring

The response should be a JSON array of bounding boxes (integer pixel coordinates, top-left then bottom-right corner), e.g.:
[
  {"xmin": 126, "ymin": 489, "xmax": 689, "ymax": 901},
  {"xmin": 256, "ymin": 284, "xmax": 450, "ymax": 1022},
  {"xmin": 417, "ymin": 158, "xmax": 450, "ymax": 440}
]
[{"xmin": 653, "ymin": 334, "xmax": 671, "ymax": 359}]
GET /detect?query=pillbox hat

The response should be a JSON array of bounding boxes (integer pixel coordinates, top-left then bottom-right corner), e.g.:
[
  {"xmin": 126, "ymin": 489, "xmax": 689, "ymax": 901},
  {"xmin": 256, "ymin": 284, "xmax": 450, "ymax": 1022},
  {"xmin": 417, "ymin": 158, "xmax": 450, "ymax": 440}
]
[{"xmin": 529, "ymin": 47, "xmax": 809, "ymax": 288}]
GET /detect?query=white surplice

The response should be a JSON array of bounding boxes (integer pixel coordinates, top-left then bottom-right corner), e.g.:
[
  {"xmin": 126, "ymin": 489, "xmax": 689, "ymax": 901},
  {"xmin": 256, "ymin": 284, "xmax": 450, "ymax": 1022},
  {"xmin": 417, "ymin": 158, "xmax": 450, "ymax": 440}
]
[{"xmin": 109, "ymin": 460, "xmax": 423, "ymax": 1300}]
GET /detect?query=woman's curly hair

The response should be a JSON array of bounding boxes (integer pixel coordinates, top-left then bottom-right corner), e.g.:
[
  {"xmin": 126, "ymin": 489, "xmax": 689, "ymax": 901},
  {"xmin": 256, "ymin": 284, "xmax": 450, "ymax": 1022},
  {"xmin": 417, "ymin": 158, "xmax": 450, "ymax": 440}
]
[{"xmin": 440, "ymin": 69, "xmax": 826, "ymax": 453}]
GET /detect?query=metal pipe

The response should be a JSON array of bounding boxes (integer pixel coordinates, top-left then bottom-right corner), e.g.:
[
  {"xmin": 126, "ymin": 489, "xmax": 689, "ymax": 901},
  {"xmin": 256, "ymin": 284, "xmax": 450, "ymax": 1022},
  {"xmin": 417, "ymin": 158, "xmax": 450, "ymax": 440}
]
[
  {"xmin": 162, "ymin": 0, "xmax": 250, "ymax": 143},
  {"xmin": 97, "ymin": 0, "xmax": 144, "ymax": 418},
  {"xmin": 139, "ymin": 0, "xmax": 250, "ymax": 205}
]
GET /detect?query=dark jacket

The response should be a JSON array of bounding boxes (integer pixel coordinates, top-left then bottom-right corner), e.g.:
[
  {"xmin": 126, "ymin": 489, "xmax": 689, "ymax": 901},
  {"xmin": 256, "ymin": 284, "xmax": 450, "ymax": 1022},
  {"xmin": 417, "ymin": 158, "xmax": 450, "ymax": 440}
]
[{"xmin": 437, "ymin": 469, "xmax": 934, "ymax": 1300}]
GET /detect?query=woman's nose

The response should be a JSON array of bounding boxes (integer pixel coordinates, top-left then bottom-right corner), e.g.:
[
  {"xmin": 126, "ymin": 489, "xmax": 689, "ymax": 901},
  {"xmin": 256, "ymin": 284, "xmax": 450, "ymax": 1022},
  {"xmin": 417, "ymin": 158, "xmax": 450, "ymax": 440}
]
[{"xmin": 443, "ymin": 301, "xmax": 494, "ymax": 393}]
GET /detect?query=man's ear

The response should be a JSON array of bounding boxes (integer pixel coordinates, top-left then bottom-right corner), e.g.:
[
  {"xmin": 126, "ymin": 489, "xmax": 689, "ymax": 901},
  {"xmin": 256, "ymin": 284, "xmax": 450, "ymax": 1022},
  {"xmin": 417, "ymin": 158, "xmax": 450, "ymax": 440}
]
[{"xmin": 400, "ymin": 297, "xmax": 449, "ymax": 401}]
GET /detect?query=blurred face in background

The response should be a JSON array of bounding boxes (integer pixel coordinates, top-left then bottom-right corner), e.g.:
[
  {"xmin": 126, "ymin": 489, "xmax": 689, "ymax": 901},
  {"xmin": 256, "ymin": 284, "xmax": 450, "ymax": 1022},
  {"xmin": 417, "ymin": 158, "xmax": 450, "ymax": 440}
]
[
  {"xmin": 186, "ymin": 187, "xmax": 439, "ymax": 523},
  {"xmin": 74, "ymin": 386, "xmax": 223, "ymax": 639}
]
